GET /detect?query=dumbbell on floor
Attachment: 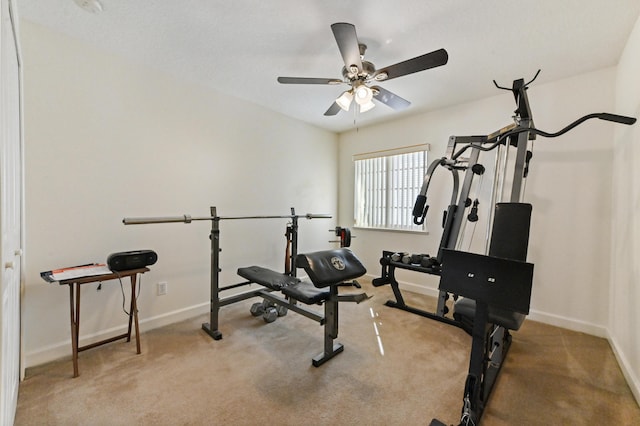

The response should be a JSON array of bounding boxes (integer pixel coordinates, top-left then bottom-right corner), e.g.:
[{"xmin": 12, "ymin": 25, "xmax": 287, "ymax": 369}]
[
  {"xmin": 250, "ymin": 302, "xmax": 266, "ymax": 317},
  {"xmin": 250, "ymin": 299, "xmax": 288, "ymax": 322},
  {"xmin": 263, "ymin": 306, "xmax": 278, "ymax": 323}
]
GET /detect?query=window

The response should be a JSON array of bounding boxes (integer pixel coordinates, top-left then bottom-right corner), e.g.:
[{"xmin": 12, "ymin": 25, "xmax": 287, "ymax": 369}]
[{"xmin": 353, "ymin": 144, "xmax": 429, "ymax": 231}]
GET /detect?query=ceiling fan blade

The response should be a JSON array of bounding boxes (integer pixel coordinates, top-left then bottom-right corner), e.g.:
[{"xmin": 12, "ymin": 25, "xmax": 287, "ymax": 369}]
[
  {"xmin": 278, "ymin": 77, "xmax": 342, "ymax": 85},
  {"xmin": 324, "ymin": 102, "xmax": 342, "ymax": 116},
  {"xmin": 331, "ymin": 23, "xmax": 363, "ymax": 72},
  {"xmin": 372, "ymin": 86, "xmax": 411, "ymax": 110},
  {"xmin": 373, "ymin": 48, "xmax": 448, "ymax": 82}
]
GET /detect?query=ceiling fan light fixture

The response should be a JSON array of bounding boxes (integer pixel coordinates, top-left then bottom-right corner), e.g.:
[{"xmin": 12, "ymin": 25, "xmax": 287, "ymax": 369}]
[
  {"xmin": 336, "ymin": 90, "xmax": 354, "ymax": 111},
  {"xmin": 358, "ymin": 100, "xmax": 376, "ymax": 113},
  {"xmin": 354, "ymin": 85, "xmax": 373, "ymax": 105}
]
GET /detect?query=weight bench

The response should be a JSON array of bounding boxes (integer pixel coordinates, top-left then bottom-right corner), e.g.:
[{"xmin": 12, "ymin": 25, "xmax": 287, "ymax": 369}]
[
  {"xmin": 237, "ymin": 265, "xmax": 331, "ymax": 322},
  {"xmin": 237, "ymin": 248, "xmax": 370, "ymax": 366}
]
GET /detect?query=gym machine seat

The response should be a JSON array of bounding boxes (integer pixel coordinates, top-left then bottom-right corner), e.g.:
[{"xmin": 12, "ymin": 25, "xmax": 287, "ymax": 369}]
[{"xmin": 454, "ymin": 299, "xmax": 526, "ymax": 331}]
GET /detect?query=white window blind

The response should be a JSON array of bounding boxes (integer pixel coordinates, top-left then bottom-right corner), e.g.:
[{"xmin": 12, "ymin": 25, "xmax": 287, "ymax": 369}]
[{"xmin": 354, "ymin": 144, "xmax": 429, "ymax": 231}]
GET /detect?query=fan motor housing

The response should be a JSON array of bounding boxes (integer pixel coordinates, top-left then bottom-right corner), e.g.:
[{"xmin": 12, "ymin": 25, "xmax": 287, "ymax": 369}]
[{"xmin": 342, "ymin": 60, "xmax": 376, "ymax": 80}]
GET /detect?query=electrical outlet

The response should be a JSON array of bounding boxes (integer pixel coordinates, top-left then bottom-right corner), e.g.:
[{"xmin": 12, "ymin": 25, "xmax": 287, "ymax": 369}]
[{"xmin": 157, "ymin": 281, "xmax": 168, "ymax": 296}]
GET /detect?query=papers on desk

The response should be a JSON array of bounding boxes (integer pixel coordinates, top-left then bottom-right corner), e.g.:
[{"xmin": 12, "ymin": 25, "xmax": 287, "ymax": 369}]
[{"xmin": 40, "ymin": 263, "xmax": 112, "ymax": 283}]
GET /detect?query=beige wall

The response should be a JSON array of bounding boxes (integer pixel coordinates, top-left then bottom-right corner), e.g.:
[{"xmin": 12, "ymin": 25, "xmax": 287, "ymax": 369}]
[
  {"xmin": 612, "ymin": 13, "xmax": 640, "ymax": 404},
  {"xmin": 20, "ymin": 21, "xmax": 338, "ymax": 367}
]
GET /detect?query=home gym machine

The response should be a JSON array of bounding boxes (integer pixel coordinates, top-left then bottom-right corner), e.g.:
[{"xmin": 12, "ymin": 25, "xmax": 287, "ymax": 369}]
[
  {"xmin": 369, "ymin": 71, "xmax": 636, "ymax": 425},
  {"xmin": 123, "ymin": 207, "xmax": 370, "ymax": 366}
]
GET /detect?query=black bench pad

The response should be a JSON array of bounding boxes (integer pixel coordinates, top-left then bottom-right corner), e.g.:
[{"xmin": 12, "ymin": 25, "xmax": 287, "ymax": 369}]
[
  {"xmin": 296, "ymin": 248, "xmax": 366, "ymax": 288},
  {"xmin": 237, "ymin": 266, "xmax": 300, "ymax": 290},
  {"xmin": 282, "ymin": 281, "xmax": 331, "ymax": 305},
  {"xmin": 454, "ymin": 298, "xmax": 526, "ymax": 331}
]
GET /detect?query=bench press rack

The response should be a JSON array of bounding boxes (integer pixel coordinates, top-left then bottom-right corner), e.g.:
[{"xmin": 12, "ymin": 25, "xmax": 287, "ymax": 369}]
[{"xmin": 123, "ymin": 207, "xmax": 370, "ymax": 366}]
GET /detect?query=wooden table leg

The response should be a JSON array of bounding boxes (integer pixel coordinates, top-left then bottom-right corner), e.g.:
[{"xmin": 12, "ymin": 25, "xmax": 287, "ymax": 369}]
[
  {"xmin": 130, "ymin": 274, "xmax": 141, "ymax": 354},
  {"xmin": 69, "ymin": 283, "xmax": 80, "ymax": 378},
  {"xmin": 127, "ymin": 280, "xmax": 133, "ymax": 342}
]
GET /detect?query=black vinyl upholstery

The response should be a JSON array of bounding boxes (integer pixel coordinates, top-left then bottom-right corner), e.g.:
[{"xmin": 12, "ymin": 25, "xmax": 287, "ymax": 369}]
[
  {"xmin": 282, "ymin": 282, "xmax": 331, "ymax": 304},
  {"xmin": 236, "ymin": 248, "xmax": 369, "ymax": 367},
  {"xmin": 237, "ymin": 266, "xmax": 300, "ymax": 290},
  {"xmin": 455, "ymin": 299, "xmax": 527, "ymax": 331},
  {"xmin": 296, "ymin": 248, "xmax": 367, "ymax": 288},
  {"xmin": 488, "ymin": 203, "xmax": 532, "ymax": 261}
]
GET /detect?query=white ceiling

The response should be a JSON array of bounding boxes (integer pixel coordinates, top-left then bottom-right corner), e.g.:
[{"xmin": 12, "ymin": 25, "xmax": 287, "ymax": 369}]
[{"xmin": 16, "ymin": 0, "xmax": 640, "ymax": 133}]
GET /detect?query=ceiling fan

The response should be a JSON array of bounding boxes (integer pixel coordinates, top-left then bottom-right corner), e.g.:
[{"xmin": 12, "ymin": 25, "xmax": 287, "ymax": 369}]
[{"xmin": 277, "ymin": 22, "xmax": 448, "ymax": 116}]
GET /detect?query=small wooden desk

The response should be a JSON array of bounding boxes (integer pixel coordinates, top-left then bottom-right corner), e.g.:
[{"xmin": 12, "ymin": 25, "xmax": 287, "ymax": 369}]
[{"xmin": 58, "ymin": 268, "xmax": 149, "ymax": 377}]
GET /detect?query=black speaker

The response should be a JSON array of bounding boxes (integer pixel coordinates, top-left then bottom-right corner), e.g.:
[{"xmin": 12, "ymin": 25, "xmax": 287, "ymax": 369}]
[{"xmin": 107, "ymin": 250, "xmax": 158, "ymax": 271}]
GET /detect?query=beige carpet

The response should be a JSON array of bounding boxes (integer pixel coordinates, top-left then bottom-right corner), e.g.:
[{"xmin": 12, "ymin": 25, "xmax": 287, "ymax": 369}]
[{"xmin": 15, "ymin": 282, "xmax": 640, "ymax": 425}]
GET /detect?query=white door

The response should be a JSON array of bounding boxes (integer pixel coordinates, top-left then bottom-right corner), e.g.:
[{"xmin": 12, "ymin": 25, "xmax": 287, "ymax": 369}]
[{"xmin": 0, "ymin": 0, "xmax": 22, "ymax": 424}]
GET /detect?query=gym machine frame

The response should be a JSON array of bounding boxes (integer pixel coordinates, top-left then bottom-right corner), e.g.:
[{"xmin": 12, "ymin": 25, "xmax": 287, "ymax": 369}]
[
  {"xmin": 375, "ymin": 72, "xmax": 538, "ymax": 322},
  {"xmin": 376, "ymin": 72, "xmax": 636, "ymax": 328},
  {"xmin": 370, "ymin": 71, "xmax": 636, "ymax": 425},
  {"xmin": 123, "ymin": 207, "xmax": 331, "ymax": 340}
]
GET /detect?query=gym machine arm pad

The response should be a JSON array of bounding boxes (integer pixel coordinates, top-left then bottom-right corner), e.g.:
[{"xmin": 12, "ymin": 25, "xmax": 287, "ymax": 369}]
[
  {"xmin": 412, "ymin": 195, "xmax": 428, "ymax": 225},
  {"xmin": 413, "ymin": 157, "xmax": 455, "ymax": 226}
]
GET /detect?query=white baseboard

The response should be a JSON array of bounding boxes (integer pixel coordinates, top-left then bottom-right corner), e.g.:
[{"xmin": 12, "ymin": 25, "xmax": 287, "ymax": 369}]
[
  {"xmin": 608, "ymin": 333, "xmax": 640, "ymax": 406},
  {"xmin": 365, "ymin": 273, "xmax": 441, "ymax": 298},
  {"xmin": 375, "ymin": 276, "xmax": 608, "ymax": 337},
  {"xmin": 395, "ymin": 280, "xmax": 441, "ymax": 298},
  {"xmin": 525, "ymin": 309, "xmax": 608, "ymax": 338},
  {"xmin": 139, "ymin": 301, "xmax": 209, "ymax": 332},
  {"xmin": 24, "ymin": 302, "xmax": 209, "ymax": 369}
]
